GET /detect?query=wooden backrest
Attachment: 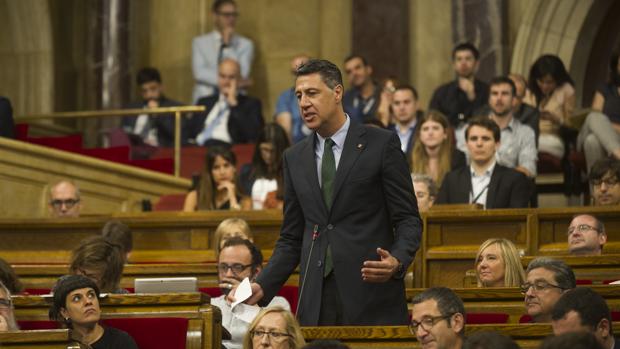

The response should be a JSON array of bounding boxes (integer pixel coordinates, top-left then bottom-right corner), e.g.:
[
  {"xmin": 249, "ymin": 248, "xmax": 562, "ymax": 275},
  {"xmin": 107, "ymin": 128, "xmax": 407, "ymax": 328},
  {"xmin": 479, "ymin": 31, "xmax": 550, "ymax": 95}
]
[
  {"xmin": 12, "ymin": 293, "xmax": 221, "ymax": 349},
  {"xmin": 0, "ymin": 329, "xmax": 73, "ymax": 348}
]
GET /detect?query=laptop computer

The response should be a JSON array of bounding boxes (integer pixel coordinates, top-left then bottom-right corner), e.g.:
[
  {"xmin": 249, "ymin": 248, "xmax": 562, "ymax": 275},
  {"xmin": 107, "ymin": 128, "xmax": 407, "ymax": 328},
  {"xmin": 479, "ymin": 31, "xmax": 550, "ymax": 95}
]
[{"xmin": 134, "ymin": 277, "xmax": 198, "ymax": 293}]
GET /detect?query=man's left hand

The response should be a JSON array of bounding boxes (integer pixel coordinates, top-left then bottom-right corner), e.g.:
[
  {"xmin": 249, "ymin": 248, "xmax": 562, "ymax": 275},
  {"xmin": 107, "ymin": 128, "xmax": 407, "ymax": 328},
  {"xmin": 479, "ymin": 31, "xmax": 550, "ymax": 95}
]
[{"xmin": 361, "ymin": 248, "xmax": 400, "ymax": 282}]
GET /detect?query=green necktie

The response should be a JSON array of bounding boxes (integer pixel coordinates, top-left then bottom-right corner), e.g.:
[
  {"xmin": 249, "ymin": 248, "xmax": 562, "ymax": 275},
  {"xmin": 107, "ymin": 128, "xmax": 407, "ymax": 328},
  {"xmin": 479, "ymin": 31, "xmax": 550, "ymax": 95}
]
[{"xmin": 321, "ymin": 138, "xmax": 336, "ymax": 276}]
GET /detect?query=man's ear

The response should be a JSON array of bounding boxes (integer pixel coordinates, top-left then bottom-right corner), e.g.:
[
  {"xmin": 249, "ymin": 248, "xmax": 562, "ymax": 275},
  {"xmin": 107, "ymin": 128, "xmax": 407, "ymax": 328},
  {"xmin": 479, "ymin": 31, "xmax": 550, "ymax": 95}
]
[
  {"xmin": 598, "ymin": 232, "xmax": 608, "ymax": 247},
  {"xmin": 451, "ymin": 313, "xmax": 465, "ymax": 334},
  {"xmin": 333, "ymin": 84, "xmax": 344, "ymax": 103},
  {"xmin": 251, "ymin": 265, "xmax": 263, "ymax": 281},
  {"xmin": 596, "ymin": 318, "xmax": 611, "ymax": 339}
]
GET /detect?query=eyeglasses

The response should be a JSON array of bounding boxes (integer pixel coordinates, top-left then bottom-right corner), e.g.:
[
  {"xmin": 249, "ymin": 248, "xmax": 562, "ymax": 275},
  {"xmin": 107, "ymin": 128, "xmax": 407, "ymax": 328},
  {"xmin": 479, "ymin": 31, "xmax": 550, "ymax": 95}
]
[
  {"xmin": 250, "ymin": 330, "xmax": 291, "ymax": 341},
  {"xmin": 592, "ymin": 177, "xmax": 619, "ymax": 187},
  {"xmin": 520, "ymin": 281, "xmax": 565, "ymax": 294},
  {"xmin": 409, "ymin": 315, "xmax": 452, "ymax": 334},
  {"xmin": 217, "ymin": 263, "xmax": 253, "ymax": 274},
  {"xmin": 0, "ymin": 298, "xmax": 12, "ymax": 309},
  {"xmin": 49, "ymin": 199, "xmax": 80, "ymax": 209},
  {"xmin": 567, "ymin": 224, "xmax": 599, "ymax": 236},
  {"xmin": 216, "ymin": 11, "xmax": 239, "ymax": 18}
]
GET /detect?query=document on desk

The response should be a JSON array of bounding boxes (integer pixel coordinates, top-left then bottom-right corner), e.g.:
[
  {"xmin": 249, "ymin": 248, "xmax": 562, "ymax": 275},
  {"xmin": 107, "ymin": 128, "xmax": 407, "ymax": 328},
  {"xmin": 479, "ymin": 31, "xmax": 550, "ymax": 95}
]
[{"xmin": 231, "ymin": 277, "xmax": 260, "ymax": 323}]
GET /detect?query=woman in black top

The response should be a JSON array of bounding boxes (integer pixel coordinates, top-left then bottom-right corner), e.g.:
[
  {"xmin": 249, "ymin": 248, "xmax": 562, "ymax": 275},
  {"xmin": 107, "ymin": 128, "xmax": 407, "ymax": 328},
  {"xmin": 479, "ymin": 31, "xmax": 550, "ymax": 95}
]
[{"xmin": 49, "ymin": 275, "xmax": 138, "ymax": 349}]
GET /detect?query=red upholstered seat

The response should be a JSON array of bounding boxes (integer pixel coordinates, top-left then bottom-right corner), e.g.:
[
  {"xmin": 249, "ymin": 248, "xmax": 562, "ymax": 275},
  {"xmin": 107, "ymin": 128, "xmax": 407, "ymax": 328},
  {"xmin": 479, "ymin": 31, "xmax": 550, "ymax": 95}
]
[
  {"xmin": 612, "ymin": 311, "xmax": 620, "ymax": 321},
  {"xmin": 22, "ymin": 289, "xmax": 52, "ymax": 295},
  {"xmin": 154, "ymin": 194, "xmax": 187, "ymax": 211},
  {"xmin": 537, "ymin": 152, "xmax": 563, "ymax": 174},
  {"xmin": 101, "ymin": 318, "xmax": 188, "ymax": 349},
  {"xmin": 576, "ymin": 279, "xmax": 593, "ymax": 285},
  {"xmin": 466, "ymin": 313, "xmax": 509, "ymax": 324},
  {"xmin": 18, "ymin": 320, "xmax": 59, "ymax": 330},
  {"xmin": 129, "ymin": 158, "xmax": 174, "ymax": 174},
  {"xmin": 27, "ymin": 134, "xmax": 83, "ymax": 152},
  {"xmin": 78, "ymin": 146, "xmax": 131, "ymax": 162},
  {"xmin": 519, "ymin": 314, "xmax": 532, "ymax": 323},
  {"xmin": 14, "ymin": 124, "xmax": 29, "ymax": 140}
]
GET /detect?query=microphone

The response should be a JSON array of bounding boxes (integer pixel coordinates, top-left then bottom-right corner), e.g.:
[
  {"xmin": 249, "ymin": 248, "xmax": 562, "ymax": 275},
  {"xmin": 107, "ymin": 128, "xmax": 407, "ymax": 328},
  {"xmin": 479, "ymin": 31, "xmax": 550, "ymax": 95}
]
[{"xmin": 296, "ymin": 224, "xmax": 320, "ymax": 317}]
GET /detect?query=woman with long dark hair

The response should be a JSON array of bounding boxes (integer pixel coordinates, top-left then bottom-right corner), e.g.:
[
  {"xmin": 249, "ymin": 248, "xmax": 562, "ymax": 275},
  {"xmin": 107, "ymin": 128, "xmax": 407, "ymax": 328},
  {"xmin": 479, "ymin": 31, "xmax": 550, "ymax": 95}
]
[
  {"xmin": 577, "ymin": 51, "xmax": 620, "ymax": 170},
  {"xmin": 183, "ymin": 145, "xmax": 251, "ymax": 211},
  {"xmin": 524, "ymin": 54, "xmax": 576, "ymax": 158},
  {"xmin": 240, "ymin": 123, "xmax": 290, "ymax": 209}
]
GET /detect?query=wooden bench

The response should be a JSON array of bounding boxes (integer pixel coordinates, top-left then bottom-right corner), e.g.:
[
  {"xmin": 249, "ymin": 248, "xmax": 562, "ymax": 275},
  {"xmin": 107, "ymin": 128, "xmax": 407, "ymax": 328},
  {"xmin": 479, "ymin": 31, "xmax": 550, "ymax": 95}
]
[
  {"xmin": 0, "ymin": 329, "xmax": 72, "ymax": 348},
  {"xmin": 406, "ymin": 285, "xmax": 620, "ymax": 323},
  {"xmin": 12, "ymin": 293, "xmax": 222, "ymax": 349}
]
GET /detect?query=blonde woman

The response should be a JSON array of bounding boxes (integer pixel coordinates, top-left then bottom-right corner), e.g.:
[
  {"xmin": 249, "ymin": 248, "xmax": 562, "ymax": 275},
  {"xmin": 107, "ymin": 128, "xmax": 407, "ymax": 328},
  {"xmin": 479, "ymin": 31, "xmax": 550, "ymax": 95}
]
[
  {"xmin": 475, "ymin": 238, "xmax": 524, "ymax": 287},
  {"xmin": 243, "ymin": 307, "xmax": 305, "ymax": 349},
  {"xmin": 213, "ymin": 218, "xmax": 254, "ymax": 256}
]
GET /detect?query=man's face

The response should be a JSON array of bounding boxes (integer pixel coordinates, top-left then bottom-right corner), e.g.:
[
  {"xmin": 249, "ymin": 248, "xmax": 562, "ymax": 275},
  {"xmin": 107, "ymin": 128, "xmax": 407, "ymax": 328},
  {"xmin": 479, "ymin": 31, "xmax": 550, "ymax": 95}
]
[
  {"xmin": 413, "ymin": 181, "xmax": 434, "ymax": 213},
  {"xmin": 489, "ymin": 83, "xmax": 514, "ymax": 117},
  {"xmin": 411, "ymin": 299, "xmax": 462, "ymax": 349},
  {"xmin": 344, "ymin": 57, "xmax": 372, "ymax": 88},
  {"xmin": 218, "ymin": 60, "xmax": 240, "ymax": 93},
  {"xmin": 140, "ymin": 81, "xmax": 162, "ymax": 102},
  {"xmin": 453, "ymin": 50, "xmax": 477, "ymax": 78},
  {"xmin": 48, "ymin": 182, "xmax": 81, "ymax": 218},
  {"xmin": 218, "ymin": 245, "xmax": 255, "ymax": 291},
  {"xmin": 524, "ymin": 268, "xmax": 565, "ymax": 322},
  {"xmin": 295, "ymin": 73, "xmax": 342, "ymax": 136},
  {"xmin": 466, "ymin": 126, "xmax": 498, "ymax": 165},
  {"xmin": 567, "ymin": 215, "xmax": 606, "ymax": 255},
  {"xmin": 213, "ymin": 3, "xmax": 238, "ymax": 30},
  {"xmin": 392, "ymin": 89, "xmax": 418, "ymax": 125},
  {"xmin": 592, "ymin": 172, "xmax": 620, "ymax": 206}
]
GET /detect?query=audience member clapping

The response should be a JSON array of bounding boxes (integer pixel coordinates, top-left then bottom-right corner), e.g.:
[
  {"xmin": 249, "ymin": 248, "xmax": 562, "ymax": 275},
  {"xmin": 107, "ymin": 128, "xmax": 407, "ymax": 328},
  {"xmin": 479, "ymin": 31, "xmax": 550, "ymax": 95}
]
[
  {"xmin": 0, "ymin": 281, "xmax": 18, "ymax": 331},
  {"xmin": 49, "ymin": 275, "xmax": 138, "ymax": 348},
  {"xmin": 69, "ymin": 236, "xmax": 127, "ymax": 294},
  {"xmin": 567, "ymin": 214, "xmax": 607, "ymax": 255},
  {"xmin": 475, "ymin": 238, "xmax": 525, "ymax": 288},
  {"xmin": 48, "ymin": 180, "xmax": 81, "ymax": 218},
  {"xmin": 522, "ymin": 258, "xmax": 575, "ymax": 323},
  {"xmin": 243, "ymin": 306, "xmax": 305, "ymax": 349},
  {"xmin": 0, "ymin": 258, "xmax": 22, "ymax": 295},
  {"xmin": 184, "ymin": 145, "xmax": 251, "ymax": 211},
  {"xmin": 101, "ymin": 220, "xmax": 133, "ymax": 262},
  {"xmin": 411, "ymin": 174, "xmax": 437, "ymax": 213},
  {"xmin": 523, "ymin": 55, "xmax": 575, "ymax": 159},
  {"xmin": 410, "ymin": 111, "xmax": 466, "ymax": 187},
  {"xmin": 589, "ymin": 158, "xmax": 620, "ymax": 206},
  {"xmin": 240, "ymin": 123, "xmax": 290, "ymax": 209},
  {"xmin": 213, "ymin": 217, "xmax": 253, "ymax": 256},
  {"xmin": 410, "ymin": 287, "xmax": 466, "ymax": 349}
]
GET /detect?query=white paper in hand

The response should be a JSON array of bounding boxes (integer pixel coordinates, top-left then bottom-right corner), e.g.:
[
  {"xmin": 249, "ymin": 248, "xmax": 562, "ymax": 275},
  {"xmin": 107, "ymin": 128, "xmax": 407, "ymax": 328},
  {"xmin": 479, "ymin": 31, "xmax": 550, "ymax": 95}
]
[{"xmin": 231, "ymin": 277, "xmax": 253, "ymax": 309}]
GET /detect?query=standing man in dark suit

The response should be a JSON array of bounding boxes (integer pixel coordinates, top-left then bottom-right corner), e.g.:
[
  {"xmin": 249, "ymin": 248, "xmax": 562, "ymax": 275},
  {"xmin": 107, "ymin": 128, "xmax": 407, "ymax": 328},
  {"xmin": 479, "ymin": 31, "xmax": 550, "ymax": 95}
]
[
  {"xmin": 436, "ymin": 117, "xmax": 531, "ymax": 208},
  {"xmin": 122, "ymin": 67, "xmax": 184, "ymax": 147},
  {"xmin": 189, "ymin": 58, "xmax": 263, "ymax": 145},
  {"xmin": 0, "ymin": 96, "xmax": 15, "ymax": 139},
  {"xmin": 232, "ymin": 59, "xmax": 422, "ymax": 326}
]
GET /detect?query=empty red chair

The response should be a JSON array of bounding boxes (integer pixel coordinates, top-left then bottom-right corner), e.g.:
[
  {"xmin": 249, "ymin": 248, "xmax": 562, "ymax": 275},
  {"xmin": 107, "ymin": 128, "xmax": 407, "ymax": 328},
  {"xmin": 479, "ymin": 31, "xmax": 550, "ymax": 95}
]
[
  {"xmin": 466, "ymin": 313, "xmax": 509, "ymax": 324},
  {"xmin": 102, "ymin": 318, "xmax": 188, "ymax": 349}
]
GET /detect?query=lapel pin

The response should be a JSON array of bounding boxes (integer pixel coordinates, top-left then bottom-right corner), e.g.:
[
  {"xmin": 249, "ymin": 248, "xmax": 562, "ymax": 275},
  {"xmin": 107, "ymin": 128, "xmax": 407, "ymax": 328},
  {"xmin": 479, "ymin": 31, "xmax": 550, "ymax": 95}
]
[{"xmin": 357, "ymin": 143, "xmax": 364, "ymax": 149}]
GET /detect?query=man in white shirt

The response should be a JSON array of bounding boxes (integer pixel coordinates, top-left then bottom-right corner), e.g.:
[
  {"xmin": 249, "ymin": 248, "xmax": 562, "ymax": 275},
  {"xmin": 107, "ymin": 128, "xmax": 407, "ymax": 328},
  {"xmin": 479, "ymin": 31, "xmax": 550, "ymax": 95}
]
[
  {"xmin": 189, "ymin": 58, "xmax": 263, "ymax": 145},
  {"xmin": 211, "ymin": 237, "xmax": 290, "ymax": 349},
  {"xmin": 192, "ymin": 0, "xmax": 254, "ymax": 102}
]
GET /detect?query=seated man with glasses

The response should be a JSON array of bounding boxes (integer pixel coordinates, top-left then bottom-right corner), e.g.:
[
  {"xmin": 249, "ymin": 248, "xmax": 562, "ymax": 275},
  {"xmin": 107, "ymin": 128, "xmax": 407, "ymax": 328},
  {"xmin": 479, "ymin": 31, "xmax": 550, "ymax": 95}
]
[
  {"xmin": 410, "ymin": 287, "xmax": 466, "ymax": 349},
  {"xmin": 590, "ymin": 158, "xmax": 620, "ymax": 206},
  {"xmin": 48, "ymin": 180, "xmax": 81, "ymax": 218},
  {"xmin": 212, "ymin": 237, "xmax": 290, "ymax": 349},
  {"xmin": 567, "ymin": 214, "xmax": 607, "ymax": 255},
  {"xmin": 522, "ymin": 257, "xmax": 576, "ymax": 323},
  {"xmin": 0, "ymin": 281, "xmax": 18, "ymax": 331}
]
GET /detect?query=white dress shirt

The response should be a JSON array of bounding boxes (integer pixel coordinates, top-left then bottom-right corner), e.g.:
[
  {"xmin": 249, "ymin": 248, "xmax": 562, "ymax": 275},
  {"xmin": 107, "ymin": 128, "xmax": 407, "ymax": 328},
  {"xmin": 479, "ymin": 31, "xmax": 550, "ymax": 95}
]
[{"xmin": 470, "ymin": 161, "xmax": 496, "ymax": 208}]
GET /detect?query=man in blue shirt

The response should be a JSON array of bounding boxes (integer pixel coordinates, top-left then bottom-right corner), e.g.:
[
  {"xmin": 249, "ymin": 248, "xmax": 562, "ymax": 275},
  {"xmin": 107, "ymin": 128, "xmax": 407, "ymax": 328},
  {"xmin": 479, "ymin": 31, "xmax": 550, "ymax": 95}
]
[{"xmin": 275, "ymin": 54, "xmax": 310, "ymax": 143}]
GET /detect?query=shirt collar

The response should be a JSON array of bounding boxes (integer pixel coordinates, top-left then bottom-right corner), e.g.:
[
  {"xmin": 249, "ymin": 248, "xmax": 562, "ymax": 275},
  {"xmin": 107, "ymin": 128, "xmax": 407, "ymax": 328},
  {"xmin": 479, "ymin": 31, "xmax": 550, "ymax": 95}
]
[
  {"xmin": 316, "ymin": 114, "xmax": 350, "ymax": 150},
  {"xmin": 470, "ymin": 160, "xmax": 496, "ymax": 177}
]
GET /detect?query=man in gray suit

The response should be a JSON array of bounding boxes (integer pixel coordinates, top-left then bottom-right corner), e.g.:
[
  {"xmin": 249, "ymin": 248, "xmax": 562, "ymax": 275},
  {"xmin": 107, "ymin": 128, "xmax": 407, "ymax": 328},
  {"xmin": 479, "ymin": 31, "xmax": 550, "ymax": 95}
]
[{"xmin": 231, "ymin": 59, "xmax": 422, "ymax": 326}]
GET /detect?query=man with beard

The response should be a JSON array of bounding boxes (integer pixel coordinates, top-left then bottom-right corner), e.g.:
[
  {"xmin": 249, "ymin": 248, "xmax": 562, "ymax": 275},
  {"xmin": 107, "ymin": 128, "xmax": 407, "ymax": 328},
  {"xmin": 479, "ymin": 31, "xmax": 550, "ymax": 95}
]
[
  {"xmin": 342, "ymin": 55, "xmax": 381, "ymax": 123},
  {"xmin": 211, "ymin": 237, "xmax": 290, "ymax": 349},
  {"xmin": 429, "ymin": 43, "xmax": 489, "ymax": 128}
]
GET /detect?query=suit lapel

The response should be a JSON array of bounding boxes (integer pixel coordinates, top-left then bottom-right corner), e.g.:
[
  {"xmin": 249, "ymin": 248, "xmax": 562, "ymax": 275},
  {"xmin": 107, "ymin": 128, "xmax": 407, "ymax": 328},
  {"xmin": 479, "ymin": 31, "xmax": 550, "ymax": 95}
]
[
  {"xmin": 302, "ymin": 135, "xmax": 328, "ymax": 216},
  {"xmin": 486, "ymin": 165, "xmax": 501, "ymax": 208},
  {"xmin": 458, "ymin": 167, "xmax": 473, "ymax": 203},
  {"xmin": 330, "ymin": 123, "xmax": 366, "ymax": 210}
]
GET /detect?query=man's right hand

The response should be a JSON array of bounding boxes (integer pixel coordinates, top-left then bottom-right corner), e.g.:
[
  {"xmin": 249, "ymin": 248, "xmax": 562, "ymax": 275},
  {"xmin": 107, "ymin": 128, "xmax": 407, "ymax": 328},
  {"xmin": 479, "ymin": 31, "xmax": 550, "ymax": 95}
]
[
  {"xmin": 458, "ymin": 77, "xmax": 476, "ymax": 101},
  {"xmin": 226, "ymin": 282, "xmax": 264, "ymax": 305}
]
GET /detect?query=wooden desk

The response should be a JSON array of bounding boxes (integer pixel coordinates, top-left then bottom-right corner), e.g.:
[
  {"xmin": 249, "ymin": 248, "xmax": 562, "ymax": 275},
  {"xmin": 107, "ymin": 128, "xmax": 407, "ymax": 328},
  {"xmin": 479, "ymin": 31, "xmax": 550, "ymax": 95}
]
[{"xmin": 0, "ymin": 329, "xmax": 73, "ymax": 348}]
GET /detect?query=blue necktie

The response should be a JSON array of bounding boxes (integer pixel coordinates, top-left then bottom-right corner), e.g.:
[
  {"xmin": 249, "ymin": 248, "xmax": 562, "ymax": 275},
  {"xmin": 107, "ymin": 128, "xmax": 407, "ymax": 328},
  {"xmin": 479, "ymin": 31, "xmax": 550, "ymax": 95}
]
[{"xmin": 196, "ymin": 101, "xmax": 229, "ymax": 145}]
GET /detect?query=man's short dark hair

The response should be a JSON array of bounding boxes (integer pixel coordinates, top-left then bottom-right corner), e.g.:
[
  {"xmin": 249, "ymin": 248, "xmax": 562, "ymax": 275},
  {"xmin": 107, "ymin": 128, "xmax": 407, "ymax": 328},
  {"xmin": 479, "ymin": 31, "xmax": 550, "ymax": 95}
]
[
  {"xmin": 552, "ymin": 287, "xmax": 613, "ymax": 335},
  {"xmin": 212, "ymin": 0, "xmax": 236, "ymax": 12},
  {"xmin": 296, "ymin": 59, "xmax": 343, "ymax": 90},
  {"xmin": 452, "ymin": 42, "xmax": 480, "ymax": 61},
  {"xmin": 395, "ymin": 84, "xmax": 419, "ymax": 101},
  {"xmin": 344, "ymin": 54, "xmax": 369, "ymax": 66},
  {"xmin": 526, "ymin": 257, "xmax": 576, "ymax": 290},
  {"xmin": 540, "ymin": 332, "xmax": 605, "ymax": 349},
  {"xmin": 136, "ymin": 67, "xmax": 161, "ymax": 85},
  {"xmin": 462, "ymin": 331, "xmax": 520, "ymax": 349},
  {"xmin": 220, "ymin": 236, "xmax": 263, "ymax": 268},
  {"xmin": 489, "ymin": 76, "xmax": 517, "ymax": 96},
  {"xmin": 303, "ymin": 339, "xmax": 351, "ymax": 349},
  {"xmin": 465, "ymin": 116, "xmax": 501, "ymax": 142},
  {"xmin": 412, "ymin": 287, "xmax": 466, "ymax": 336},
  {"xmin": 589, "ymin": 158, "xmax": 620, "ymax": 182}
]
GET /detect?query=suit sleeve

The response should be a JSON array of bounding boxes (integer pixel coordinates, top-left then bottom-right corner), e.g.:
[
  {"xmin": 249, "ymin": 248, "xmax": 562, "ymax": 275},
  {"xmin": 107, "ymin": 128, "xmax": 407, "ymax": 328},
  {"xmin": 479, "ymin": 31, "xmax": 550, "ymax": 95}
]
[
  {"xmin": 230, "ymin": 99, "xmax": 263, "ymax": 143},
  {"xmin": 509, "ymin": 172, "xmax": 531, "ymax": 208},
  {"xmin": 0, "ymin": 98, "xmax": 15, "ymax": 138},
  {"xmin": 255, "ymin": 151, "xmax": 304, "ymax": 302},
  {"xmin": 382, "ymin": 133, "xmax": 423, "ymax": 270}
]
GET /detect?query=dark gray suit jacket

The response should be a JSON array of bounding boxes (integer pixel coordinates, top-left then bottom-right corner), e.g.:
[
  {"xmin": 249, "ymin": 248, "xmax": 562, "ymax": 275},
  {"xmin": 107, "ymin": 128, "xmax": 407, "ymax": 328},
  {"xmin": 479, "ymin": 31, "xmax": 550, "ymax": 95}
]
[
  {"xmin": 256, "ymin": 121, "xmax": 422, "ymax": 326},
  {"xmin": 436, "ymin": 163, "xmax": 531, "ymax": 208}
]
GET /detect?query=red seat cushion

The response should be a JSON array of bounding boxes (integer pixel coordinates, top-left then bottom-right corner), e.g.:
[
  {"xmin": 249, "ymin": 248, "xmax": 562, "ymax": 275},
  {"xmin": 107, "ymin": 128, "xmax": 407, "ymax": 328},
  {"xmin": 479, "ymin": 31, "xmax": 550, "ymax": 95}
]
[
  {"xmin": 14, "ymin": 124, "xmax": 29, "ymax": 140},
  {"xmin": 612, "ymin": 311, "xmax": 620, "ymax": 322},
  {"xmin": 537, "ymin": 152, "xmax": 562, "ymax": 174},
  {"xmin": 154, "ymin": 194, "xmax": 187, "ymax": 211},
  {"xmin": 466, "ymin": 313, "xmax": 509, "ymax": 324},
  {"xmin": 576, "ymin": 279, "xmax": 593, "ymax": 285},
  {"xmin": 129, "ymin": 158, "xmax": 174, "ymax": 174},
  {"xmin": 519, "ymin": 314, "xmax": 533, "ymax": 323},
  {"xmin": 78, "ymin": 146, "xmax": 130, "ymax": 162},
  {"xmin": 18, "ymin": 320, "xmax": 59, "ymax": 330},
  {"xmin": 27, "ymin": 134, "xmax": 83, "ymax": 151},
  {"xmin": 101, "ymin": 318, "xmax": 187, "ymax": 349}
]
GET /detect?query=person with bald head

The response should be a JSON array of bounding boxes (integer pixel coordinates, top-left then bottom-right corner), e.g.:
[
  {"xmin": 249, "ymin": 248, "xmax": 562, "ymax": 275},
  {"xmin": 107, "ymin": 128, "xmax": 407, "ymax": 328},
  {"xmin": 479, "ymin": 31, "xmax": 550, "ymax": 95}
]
[
  {"xmin": 275, "ymin": 54, "xmax": 311, "ymax": 143},
  {"xmin": 567, "ymin": 214, "xmax": 607, "ymax": 255},
  {"xmin": 48, "ymin": 180, "xmax": 81, "ymax": 218},
  {"xmin": 190, "ymin": 58, "xmax": 264, "ymax": 146}
]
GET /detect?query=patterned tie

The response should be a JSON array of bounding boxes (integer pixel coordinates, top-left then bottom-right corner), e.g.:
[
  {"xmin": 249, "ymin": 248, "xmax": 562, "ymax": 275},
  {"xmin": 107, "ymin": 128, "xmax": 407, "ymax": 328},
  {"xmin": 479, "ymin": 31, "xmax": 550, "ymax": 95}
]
[
  {"xmin": 321, "ymin": 138, "xmax": 336, "ymax": 276},
  {"xmin": 196, "ymin": 101, "xmax": 229, "ymax": 146}
]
